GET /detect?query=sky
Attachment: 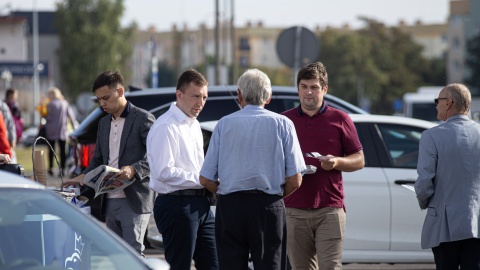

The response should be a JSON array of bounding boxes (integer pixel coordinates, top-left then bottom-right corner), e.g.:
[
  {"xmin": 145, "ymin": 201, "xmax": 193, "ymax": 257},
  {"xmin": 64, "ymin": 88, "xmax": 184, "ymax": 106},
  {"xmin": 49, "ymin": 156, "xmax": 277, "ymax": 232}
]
[{"xmin": 6, "ymin": 0, "xmax": 450, "ymax": 31}]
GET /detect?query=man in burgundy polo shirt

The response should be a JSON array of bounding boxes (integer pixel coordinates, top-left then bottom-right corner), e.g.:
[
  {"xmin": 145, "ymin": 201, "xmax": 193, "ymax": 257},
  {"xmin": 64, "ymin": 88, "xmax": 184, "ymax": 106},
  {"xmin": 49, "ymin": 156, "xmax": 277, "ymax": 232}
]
[{"xmin": 282, "ymin": 62, "xmax": 364, "ymax": 270}]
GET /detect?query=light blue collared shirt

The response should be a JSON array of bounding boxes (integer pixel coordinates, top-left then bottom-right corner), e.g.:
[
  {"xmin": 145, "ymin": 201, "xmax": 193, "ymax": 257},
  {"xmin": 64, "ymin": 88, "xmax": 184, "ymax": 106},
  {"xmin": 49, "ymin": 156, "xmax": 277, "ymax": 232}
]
[{"xmin": 200, "ymin": 105, "xmax": 306, "ymax": 195}]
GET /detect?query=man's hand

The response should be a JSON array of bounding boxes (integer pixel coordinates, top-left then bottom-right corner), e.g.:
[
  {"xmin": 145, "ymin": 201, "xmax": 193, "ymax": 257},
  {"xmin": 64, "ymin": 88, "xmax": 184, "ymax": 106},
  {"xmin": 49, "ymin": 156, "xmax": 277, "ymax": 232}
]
[
  {"xmin": 200, "ymin": 175, "xmax": 219, "ymax": 193},
  {"xmin": 319, "ymin": 155, "xmax": 337, "ymax": 171},
  {"xmin": 63, "ymin": 174, "xmax": 86, "ymax": 187},
  {"xmin": 116, "ymin": 165, "xmax": 136, "ymax": 181}
]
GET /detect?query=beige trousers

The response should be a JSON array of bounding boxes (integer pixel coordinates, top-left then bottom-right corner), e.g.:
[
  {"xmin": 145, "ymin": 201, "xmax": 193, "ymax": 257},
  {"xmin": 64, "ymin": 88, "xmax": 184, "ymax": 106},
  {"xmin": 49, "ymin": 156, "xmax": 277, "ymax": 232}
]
[{"xmin": 286, "ymin": 207, "xmax": 346, "ymax": 270}]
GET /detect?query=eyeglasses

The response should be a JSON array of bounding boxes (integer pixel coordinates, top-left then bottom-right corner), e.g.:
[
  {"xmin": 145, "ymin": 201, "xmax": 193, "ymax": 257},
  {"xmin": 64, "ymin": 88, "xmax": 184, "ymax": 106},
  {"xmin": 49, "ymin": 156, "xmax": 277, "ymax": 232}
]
[{"xmin": 434, "ymin": 98, "xmax": 448, "ymax": 105}]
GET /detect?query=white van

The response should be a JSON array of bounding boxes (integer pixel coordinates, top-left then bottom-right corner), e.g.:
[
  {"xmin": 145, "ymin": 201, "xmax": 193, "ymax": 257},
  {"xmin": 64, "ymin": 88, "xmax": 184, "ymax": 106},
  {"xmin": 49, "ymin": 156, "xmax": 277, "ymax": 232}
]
[{"xmin": 403, "ymin": 86, "xmax": 442, "ymax": 121}]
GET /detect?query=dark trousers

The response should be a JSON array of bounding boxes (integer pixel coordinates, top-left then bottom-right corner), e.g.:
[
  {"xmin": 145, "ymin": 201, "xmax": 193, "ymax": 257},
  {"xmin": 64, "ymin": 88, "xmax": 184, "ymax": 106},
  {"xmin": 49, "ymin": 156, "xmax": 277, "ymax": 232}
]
[
  {"xmin": 432, "ymin": 238, "xmax": 480, "ymax": 270},
  {"xmin": 153, "ymin": 194, "xmax": 218, "ymax": 270},
  {"xmin": 216, "ymin": 192, "xmax": 287, "ymax": 270},
  {"xmin": 47, "ymin": 139, "xmax": 66, "ymax": 172}
]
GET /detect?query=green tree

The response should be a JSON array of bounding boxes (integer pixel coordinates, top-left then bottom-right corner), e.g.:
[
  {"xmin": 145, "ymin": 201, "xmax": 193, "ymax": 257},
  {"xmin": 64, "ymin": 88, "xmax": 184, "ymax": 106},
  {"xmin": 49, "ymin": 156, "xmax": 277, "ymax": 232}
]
[
  {"xmin": 319, "ymin": 18, "xmax": 442, "ymax": 114},
  {"xmin": 55, "ymin": 0, "xmax": 134, "ymax": 99},
  {"xmin": 466, "ymin": 34, "xmax": 480, "ymax": 94}
]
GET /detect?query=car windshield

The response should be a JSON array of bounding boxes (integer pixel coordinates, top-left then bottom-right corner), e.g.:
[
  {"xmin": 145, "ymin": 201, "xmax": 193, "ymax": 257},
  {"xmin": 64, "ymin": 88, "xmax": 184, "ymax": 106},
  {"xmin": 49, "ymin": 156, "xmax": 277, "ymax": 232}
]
[{"xmin": 0, "ymin": 189, "xmax": 147, "ymax": 270}]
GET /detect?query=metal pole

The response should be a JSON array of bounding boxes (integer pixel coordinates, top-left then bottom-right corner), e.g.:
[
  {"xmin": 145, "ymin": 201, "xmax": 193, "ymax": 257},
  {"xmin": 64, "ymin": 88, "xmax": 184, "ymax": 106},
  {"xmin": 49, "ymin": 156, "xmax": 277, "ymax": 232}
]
[
  {"xmin": 230, "ymin": 0, "xmax": 235, "ymax": 85},
  {"xmin": 33, "ymin": 0, "xmax": 40, "ymax": 126},
  {"xmin": 293, "ymin": 27, "xmax": 302, "ymax": 86},
  {"xmin": 214, "ymin": 0, "xmax": 220, "ymax": 85}
]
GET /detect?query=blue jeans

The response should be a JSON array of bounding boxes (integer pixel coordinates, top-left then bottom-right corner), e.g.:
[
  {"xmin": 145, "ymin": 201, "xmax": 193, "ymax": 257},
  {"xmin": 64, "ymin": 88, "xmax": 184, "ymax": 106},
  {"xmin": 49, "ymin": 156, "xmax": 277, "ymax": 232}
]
[{"xmin": 154, "ymin": 194, "xmax": 218, "ymax": 270}]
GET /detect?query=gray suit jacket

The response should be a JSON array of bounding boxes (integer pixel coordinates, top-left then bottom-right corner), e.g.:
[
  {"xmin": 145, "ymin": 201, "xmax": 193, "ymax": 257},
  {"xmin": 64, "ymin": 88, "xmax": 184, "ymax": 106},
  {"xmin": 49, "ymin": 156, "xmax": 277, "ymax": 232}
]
[
  {"xmin": 415, "ymin": 114, "xmax": 480, "ymax": 249},
  {"xmin": 83, "ymin": 103, "xmax": 155, "ymax": 214}
]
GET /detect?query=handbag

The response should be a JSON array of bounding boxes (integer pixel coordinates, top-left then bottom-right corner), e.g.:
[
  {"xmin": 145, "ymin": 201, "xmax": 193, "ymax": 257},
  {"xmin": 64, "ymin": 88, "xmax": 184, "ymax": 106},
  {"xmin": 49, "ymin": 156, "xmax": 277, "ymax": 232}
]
[{"xmin": 0, "ymin": 163, "xmax": 25, "ymax": 176}]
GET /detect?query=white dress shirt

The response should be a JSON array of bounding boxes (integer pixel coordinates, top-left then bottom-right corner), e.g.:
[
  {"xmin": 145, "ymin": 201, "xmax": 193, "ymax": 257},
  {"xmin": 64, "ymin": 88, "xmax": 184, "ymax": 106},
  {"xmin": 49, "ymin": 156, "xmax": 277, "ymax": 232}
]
[{"xmin": 147, "ymin": 102, "xmax": 204, "ymax": 194}]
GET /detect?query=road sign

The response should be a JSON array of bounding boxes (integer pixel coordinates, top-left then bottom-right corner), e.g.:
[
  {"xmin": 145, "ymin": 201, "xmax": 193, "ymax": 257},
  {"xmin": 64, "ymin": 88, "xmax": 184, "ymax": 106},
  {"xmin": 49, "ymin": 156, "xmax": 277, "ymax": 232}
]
[
  {"xmin": 276, "ymin": 26, "xmax": 319, "ymax": 69},
  {"xmin": 0, "ymin": 61, "xmax": 49, "ymax": 77}
]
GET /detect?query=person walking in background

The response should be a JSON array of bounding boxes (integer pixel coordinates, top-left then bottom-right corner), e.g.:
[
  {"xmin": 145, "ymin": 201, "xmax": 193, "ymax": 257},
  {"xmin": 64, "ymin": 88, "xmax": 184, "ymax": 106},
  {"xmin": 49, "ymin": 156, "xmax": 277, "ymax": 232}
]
[
  {"xmin": 281, "ymin": 62, "xmax": 364, "ymax": 270},
  {"xmin": 0, "ymin": 90, "xmax": 17, "ymax": 162},
  {"xmin": 64, "ymin": 70, "xmax": 156, "ymax": 256},
  {"xmin": 147, "ymin": 69, "xmax": 218, "ymax": 270},
  {"xmin": 44, "ymin": 87, "xmax": 78, "ymax": 177},
  {"xmin": 415, "ymin": 83, "xmax": 480, "ymax": 269},
  {"xmin": 4, "ymin": 88, "xmax": 23, "ymax": 143},
  {"xmin": 200, "ymin": 69, "xmax": 306, "ymax": 270}
]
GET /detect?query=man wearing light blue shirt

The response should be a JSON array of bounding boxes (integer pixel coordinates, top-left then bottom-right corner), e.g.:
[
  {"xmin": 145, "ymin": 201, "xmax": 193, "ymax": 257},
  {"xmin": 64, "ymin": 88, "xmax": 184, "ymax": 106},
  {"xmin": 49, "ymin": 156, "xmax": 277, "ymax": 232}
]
[
  {"xmin": 415, "ymin": 83, "xmax": 480, "ymax": 269},
  {"xmin": 200, "ymin": 68, "xmax": 306, "ymax": 270}
]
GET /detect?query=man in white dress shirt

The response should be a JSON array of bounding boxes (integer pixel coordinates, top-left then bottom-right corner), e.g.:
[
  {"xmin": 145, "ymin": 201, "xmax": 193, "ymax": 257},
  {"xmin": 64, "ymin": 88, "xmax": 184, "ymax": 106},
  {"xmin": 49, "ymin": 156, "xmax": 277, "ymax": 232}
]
[{"xmin": 147, "ymin": 69, "xmax": 218, "ymax": 270}]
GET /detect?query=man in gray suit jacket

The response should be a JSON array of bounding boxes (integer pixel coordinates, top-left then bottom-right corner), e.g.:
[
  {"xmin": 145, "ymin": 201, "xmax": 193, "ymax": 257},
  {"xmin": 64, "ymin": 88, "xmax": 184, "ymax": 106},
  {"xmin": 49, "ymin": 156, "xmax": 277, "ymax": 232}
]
[
  {"xmin": 64, "ymin": 70, "xmax": 155, "ymax": 256},
  {"xmin": 415, "ymin": 83, "xmax": 480, "ymax": 269}
]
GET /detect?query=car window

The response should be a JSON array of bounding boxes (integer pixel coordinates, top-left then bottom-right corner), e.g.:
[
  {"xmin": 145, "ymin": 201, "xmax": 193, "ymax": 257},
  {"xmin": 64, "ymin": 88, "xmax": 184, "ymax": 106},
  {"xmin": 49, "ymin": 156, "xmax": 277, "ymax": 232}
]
[
  {"xmin": 376, "ymin": 124, "xmax": 424, "ymax": 169},
  {"xmin": 0, "ymin": 189, "xmax": 148, "ymax": 270}
]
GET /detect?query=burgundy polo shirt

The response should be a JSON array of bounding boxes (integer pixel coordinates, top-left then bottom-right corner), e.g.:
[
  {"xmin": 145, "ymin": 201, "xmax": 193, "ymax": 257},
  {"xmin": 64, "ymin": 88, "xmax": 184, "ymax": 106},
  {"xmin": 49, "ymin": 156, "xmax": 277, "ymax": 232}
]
[{"xmin": 281, "ymin": 102, "xmax": 363, "ymax": 209}]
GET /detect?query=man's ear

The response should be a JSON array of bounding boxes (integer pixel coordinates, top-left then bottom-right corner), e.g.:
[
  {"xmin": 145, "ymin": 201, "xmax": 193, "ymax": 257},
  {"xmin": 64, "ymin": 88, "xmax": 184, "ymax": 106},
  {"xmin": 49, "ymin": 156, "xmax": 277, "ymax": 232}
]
[
  {"xmin": 265, "ymin": 93, "xmax": 272, "ymax": 104},
  {"xmin": 176, "ymin": 89, "xmax": 182, "ymax": 100},
  {"xmin": 237, "ymin": 89, "xmax": 243, "ymax": 104},
  {"xmin": 118, "ymin": 86, "xmax": 125, "ymax": 97}
]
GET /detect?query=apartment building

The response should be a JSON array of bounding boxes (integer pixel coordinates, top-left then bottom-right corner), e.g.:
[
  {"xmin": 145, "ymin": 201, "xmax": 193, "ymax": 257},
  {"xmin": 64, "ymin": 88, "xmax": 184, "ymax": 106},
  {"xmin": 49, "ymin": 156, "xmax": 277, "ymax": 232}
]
[{"xmin": 447, "ymin": 0, "xmax": 480, "ymax": 87}]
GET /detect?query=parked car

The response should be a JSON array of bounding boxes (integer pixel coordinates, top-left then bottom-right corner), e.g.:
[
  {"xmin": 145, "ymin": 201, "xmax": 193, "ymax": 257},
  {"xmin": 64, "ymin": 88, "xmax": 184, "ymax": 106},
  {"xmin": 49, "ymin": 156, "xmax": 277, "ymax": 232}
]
[
  {"xmin": 69, "ymin": 85, "xmax": 367, "ymax": 177},
  {"xmin": 0, "ymin": 172, "xmax": 169, "ymax": 270},
  {"xmin": 195, "ymin": 114, "xmax": 437, "ymax": 263},
  {"xmin": 68, "ymin": 85, "xmax": 367, "ymax": 221}
]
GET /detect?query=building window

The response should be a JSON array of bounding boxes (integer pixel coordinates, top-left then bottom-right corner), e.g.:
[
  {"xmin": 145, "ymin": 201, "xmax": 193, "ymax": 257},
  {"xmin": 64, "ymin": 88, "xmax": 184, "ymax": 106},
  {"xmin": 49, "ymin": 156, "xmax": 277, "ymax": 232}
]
[
  {"xmin": 452, "ymin": 37, "xmax": 461, "ymax": 50},
  {"xmin": 239, "ymin": 37, "xmax": 250, "ymax": 51},
  {"xmin": 451, "ymin": 16, "xmax": 462, "ymax": 28}
]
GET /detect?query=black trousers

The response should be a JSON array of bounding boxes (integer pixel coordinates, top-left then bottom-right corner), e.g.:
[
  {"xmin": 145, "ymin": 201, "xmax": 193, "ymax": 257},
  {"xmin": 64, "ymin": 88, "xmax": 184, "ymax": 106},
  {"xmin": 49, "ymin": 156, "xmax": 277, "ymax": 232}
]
[
  {"xmin": 47, "ymin": 139, "xmax": 66, "ymax": 172},
  {"xmin": 432, "ymin": 238, "xmax": 480, "ymax": 270},
  {"xmin": 154, "ymin": 194, "xmax": 218, "ymax": 270},
  {"xmin": 216, "ymin": 192, "xmax": 287, "ymax": 270}
]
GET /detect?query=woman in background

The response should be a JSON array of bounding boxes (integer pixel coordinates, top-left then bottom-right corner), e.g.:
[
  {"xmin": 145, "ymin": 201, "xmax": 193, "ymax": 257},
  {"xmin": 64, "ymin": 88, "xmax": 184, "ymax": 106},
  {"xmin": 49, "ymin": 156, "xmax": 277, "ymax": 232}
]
[{"xmin": 44, "ymin": 87, "xmax": 78, "ymax": 177}]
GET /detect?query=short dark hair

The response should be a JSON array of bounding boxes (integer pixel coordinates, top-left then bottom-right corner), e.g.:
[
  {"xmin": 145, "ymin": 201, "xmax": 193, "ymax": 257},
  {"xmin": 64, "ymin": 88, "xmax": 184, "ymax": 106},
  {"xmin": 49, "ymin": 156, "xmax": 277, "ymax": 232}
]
[
  {"xmin": 296, "ymin": 62, "xmax": 328, "ymax": 88},
  {"xmin": 92, "ymin": 70, "xmax": 124, "ymax": 92},
  {"xmin": 176, "ymin": 69, "xmax": 208, "ymax": 93},
  {"xmin": 5, "ymin": 88, "xmax": 18, "ymax": 100}
]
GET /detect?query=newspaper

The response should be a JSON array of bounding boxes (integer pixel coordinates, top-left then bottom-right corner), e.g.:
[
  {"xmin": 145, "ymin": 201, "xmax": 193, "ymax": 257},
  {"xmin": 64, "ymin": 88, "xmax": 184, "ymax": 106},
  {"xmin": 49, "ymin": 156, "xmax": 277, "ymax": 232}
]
[
  {"xmin": 401, "ymin": 184, "xmax": 416, "ymax": 193},
  {"xmin": 305, "ymin": 152, "xmax": 328, "ymax": 160},
  {"xmin": 83, "ymin": 165, "xmax": 133, "ymax": 198}
]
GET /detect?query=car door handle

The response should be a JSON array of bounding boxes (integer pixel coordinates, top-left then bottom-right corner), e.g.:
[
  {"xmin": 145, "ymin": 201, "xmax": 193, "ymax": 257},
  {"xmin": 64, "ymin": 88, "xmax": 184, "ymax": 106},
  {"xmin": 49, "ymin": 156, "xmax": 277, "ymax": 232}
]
[{"xmin": 394, "ymin": 180, "xmax": 416, "ymax": 185}]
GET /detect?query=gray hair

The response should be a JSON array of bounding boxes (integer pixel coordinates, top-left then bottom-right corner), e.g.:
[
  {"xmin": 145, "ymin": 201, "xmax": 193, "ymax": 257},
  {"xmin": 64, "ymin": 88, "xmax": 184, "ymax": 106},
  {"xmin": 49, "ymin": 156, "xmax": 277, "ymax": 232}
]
[
  {"xmin": 443, "ymin": 83, "xmax": 471, "ymax": 114},
  {"xmin": 237, "ymin": 69, "xmax": 272, "ymax": 106}
]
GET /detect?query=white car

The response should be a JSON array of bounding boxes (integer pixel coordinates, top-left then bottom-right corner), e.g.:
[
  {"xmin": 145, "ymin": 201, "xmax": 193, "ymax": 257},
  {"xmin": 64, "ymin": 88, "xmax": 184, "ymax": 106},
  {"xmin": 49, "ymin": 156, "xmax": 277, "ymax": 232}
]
[
  {"xmin": 200, "ymin": 114, "xmax": 437, "ymax": 263},
  {"xmin": 0, "ymin": 171, "xmax": 169, "ymax": 270}
]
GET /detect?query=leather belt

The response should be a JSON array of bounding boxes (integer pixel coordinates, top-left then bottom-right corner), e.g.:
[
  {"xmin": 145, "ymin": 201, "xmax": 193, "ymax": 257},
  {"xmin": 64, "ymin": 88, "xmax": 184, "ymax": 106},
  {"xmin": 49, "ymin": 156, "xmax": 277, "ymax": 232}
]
[
  {"xmin": 167, "ymin": 189, "xmax": 207, "ymax": 196},
  {"xmin": 237, "ymin": 190, "xmax": 265, "ymax": 194}
]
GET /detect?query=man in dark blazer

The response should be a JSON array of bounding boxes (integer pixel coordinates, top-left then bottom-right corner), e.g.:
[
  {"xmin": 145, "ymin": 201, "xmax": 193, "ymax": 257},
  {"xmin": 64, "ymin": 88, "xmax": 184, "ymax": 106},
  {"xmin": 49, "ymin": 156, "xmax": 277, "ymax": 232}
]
[
  {"xmin": 415, "ymin": 83, "xmax": 480, "ymax": 269},
  {"xmin": 64, "ymin": 70, "xmax": 155, "ymax": 256}
]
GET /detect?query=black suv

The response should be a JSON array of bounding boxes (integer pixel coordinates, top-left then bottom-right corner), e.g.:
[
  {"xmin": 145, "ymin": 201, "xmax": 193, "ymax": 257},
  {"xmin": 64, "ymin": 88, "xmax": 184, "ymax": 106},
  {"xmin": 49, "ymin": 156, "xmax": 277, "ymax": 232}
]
[{"xmin": 69, "ymin": 85, "xmax": 366, "ymax": 177}]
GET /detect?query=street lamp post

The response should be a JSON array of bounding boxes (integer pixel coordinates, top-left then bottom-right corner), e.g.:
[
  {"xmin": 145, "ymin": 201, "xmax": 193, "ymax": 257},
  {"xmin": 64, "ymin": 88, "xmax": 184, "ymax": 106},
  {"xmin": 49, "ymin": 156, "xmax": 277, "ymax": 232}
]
[{"xmin": 32, "ymin": 0, "xmax": 40, "ymax": 126}]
